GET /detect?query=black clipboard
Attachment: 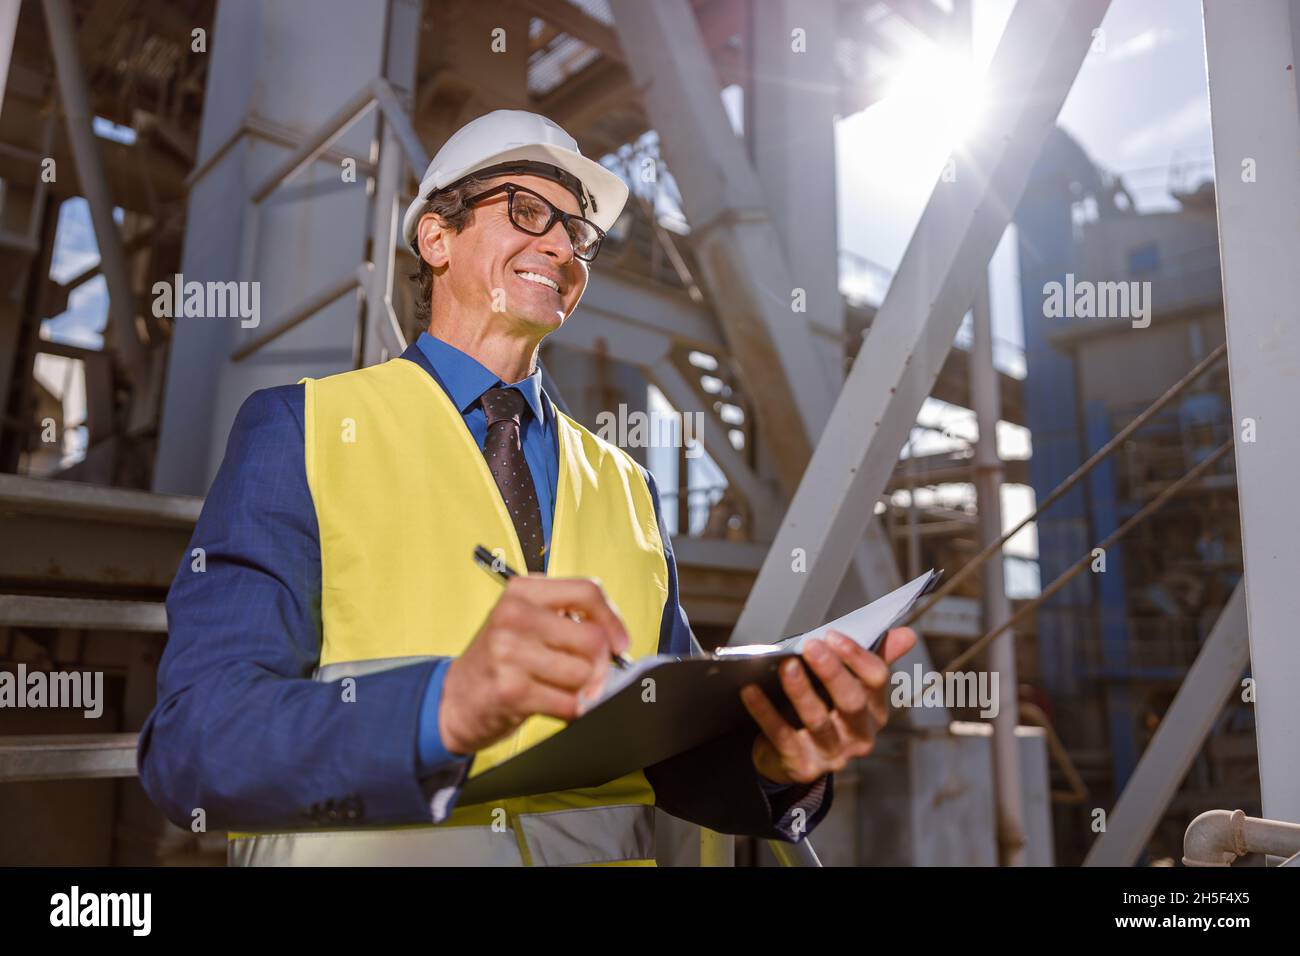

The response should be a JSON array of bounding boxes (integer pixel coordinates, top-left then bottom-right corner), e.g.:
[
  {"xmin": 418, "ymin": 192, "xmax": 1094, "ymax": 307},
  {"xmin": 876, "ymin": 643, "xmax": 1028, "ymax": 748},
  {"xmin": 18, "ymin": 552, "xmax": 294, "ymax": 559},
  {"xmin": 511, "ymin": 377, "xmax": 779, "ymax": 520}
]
[{"xmin": 459, "ymin": 568, "xmax": 941, "ymax": 805}]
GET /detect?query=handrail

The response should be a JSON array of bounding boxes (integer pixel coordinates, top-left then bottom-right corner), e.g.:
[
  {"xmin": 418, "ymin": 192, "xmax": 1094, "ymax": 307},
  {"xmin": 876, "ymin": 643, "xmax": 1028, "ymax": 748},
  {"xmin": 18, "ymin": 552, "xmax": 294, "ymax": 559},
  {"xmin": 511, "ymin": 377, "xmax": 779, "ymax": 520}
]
[
  {"xmin": 941, "ymin": 437, "xmax": 1234, "ymax": 675},
  {"xmin": 903, "ymin": 342, "xmax": 1229, "ymax": 629},
  {"xmin": 230, "ymin": 75, "xmax": 427, "ymax": 364},
  {"xmin": 230, "ymin": 264, "xmax": 371, "ymax": 362},
  {"xmin": 1019, "ymin": 702, "xmax": 1088, "ymax": 804}
]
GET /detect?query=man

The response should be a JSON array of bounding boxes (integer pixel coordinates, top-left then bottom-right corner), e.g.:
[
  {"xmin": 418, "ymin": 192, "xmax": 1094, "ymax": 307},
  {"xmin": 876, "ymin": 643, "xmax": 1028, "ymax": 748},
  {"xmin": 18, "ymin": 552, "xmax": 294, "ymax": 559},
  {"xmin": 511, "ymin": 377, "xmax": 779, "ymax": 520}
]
[{"xmin": 139, "ymin": 110, "xmax": 916, "ymax": 866}]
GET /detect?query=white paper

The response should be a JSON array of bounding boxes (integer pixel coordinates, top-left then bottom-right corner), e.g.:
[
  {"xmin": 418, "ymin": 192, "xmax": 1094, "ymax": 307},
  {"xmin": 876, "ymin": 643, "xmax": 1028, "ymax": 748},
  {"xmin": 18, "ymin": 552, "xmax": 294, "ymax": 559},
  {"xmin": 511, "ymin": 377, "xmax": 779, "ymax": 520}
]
[{"xmin": 577, "ymin": 569, "xmax": 937, "ymax": 714}]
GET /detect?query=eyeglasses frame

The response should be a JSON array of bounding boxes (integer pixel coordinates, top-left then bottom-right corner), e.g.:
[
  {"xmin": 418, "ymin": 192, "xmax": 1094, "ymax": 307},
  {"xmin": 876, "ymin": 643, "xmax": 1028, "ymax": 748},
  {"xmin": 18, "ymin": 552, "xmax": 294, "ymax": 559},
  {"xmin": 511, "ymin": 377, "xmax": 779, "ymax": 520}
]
[{"xmin": 463, "ymin": 181, "xmax": 607, "ymax": 262}]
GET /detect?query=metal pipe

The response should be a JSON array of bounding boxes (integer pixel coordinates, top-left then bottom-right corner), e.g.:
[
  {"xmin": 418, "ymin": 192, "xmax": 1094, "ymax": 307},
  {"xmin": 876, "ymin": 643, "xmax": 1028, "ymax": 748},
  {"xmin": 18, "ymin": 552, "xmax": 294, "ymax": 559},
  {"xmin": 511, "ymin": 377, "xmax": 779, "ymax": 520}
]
[
  {"xmin": 1183, "ymin": 809, "xmax": 1300, "ymax": 866},
  {"xmin": 971, "ymin": 273, "xmax": 1027, "ymax": 866},
  {"xmin": 943, "ymin": 438, "xmax": 1234, "ymax": 674},
  {"xmin": 41, "ymin": 0, "xmax": 146, "ymax": 377},
  {"xmin": 905, "ymin": 342, "xmax": 1228, "ymax": 628}
]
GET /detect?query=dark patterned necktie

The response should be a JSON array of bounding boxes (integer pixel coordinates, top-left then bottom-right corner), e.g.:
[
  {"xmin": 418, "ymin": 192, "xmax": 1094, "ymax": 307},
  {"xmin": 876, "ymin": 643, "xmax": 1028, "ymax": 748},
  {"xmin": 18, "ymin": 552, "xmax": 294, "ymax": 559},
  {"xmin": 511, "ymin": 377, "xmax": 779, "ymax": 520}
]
[{"xmin": 480, "ymin": 387, "xmax": 546, "ymax": 573}]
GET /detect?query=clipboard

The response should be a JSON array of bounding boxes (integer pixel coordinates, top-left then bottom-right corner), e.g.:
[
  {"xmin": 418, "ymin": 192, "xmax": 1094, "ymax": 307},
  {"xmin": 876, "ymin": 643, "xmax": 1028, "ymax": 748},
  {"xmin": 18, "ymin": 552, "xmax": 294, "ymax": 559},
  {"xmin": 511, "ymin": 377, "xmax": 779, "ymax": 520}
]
[{"xmin": 458, "ymin": 568, "xmax": 941, "ymax": 805}]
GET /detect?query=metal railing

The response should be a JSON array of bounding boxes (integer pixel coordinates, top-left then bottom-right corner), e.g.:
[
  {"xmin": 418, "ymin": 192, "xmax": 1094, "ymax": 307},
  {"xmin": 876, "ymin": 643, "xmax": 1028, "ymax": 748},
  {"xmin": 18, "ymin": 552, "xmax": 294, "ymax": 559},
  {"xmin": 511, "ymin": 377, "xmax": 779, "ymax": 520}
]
[
  {"xmin": 229, "ymin": 76, "xmax": 429, "ymax": 369},
  {"xmin": 903, "ymin": 342, "xmax": 1230, "ymax": 631}
]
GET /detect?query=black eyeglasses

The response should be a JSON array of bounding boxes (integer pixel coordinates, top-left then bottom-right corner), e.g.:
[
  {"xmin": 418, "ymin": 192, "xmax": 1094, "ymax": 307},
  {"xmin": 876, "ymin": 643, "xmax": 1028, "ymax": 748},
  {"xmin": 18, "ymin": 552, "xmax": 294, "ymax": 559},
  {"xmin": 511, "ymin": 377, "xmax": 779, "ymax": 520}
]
[{"xmin": 465, "ymin": 182, "xmax": 606, "ymax": 262}]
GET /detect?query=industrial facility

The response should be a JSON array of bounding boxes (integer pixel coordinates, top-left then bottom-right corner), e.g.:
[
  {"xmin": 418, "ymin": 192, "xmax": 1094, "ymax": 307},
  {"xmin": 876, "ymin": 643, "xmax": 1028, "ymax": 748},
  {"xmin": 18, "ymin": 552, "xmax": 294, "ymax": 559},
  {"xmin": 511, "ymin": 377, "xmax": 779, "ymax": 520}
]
[{"xmin": 0, "ymin": 0, "xmax": 1297, "ymax": 869}]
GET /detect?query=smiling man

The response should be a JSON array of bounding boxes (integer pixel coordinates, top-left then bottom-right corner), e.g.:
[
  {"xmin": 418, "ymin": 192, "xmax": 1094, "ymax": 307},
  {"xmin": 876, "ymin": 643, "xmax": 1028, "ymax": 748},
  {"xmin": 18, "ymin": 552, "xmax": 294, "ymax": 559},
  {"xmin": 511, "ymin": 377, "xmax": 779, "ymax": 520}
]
[{"xmin": 138, "ymin": 110, "xmax": 916, "ymax": 866}]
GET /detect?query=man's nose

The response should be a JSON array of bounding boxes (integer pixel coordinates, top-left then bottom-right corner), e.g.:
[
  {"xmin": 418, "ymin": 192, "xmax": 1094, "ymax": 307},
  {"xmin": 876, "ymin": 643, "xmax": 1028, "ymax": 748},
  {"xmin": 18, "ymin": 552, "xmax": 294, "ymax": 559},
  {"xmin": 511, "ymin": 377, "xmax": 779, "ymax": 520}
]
[{"xmin": 534, "ymin": 220, "xmax": 576, "ymax": 262}]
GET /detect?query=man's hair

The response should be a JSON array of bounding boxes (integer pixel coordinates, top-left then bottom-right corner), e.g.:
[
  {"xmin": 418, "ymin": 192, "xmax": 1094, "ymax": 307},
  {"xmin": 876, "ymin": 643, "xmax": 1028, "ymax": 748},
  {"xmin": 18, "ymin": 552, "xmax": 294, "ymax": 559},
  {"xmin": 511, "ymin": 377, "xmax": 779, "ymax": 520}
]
[{"xmin": 407, "ymin": 173, "xmax": 491, "ymax": 325}]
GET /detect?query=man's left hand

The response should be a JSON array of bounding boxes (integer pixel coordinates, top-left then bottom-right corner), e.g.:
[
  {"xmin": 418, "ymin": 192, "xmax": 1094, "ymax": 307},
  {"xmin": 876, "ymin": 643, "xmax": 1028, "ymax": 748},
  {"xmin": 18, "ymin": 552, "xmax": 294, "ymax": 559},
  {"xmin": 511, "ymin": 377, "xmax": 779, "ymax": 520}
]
[{"xmin": 740, "ymin": 627, "xmax": 917, "ymax": 786}]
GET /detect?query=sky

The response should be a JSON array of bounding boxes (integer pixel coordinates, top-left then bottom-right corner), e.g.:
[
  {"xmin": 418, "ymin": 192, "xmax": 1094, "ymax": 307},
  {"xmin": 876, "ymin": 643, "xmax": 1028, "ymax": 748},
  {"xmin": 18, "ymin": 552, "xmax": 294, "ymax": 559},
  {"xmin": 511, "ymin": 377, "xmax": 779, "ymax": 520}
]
[
  {"xmin": 829, "ymin": 0, "xmax": 1217, "ymax": 590},
  {"xmin": 37, "ymin": 1, "xmax": 1220, "ymax": 567},
  {"xmin": 837, "ymin": 0, "xmax": 1215, "ymax": 352}
]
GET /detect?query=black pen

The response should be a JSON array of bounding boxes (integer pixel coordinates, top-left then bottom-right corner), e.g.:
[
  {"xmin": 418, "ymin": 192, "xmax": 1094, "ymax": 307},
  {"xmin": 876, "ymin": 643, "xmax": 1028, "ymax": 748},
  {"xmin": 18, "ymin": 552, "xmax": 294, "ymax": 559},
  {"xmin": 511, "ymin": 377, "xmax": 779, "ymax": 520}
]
[{"xmin": 473, "ymin": 545, "xmax": 633, "ymax": 670}]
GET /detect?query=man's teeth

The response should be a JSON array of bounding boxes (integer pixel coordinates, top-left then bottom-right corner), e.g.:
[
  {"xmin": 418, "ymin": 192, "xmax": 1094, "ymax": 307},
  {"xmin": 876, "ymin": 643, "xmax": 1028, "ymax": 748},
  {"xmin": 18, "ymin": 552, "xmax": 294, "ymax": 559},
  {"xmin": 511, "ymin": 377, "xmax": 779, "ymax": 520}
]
[{"xmin": 517, "ymin": 271, "xmax": 559, "ymax": 292}]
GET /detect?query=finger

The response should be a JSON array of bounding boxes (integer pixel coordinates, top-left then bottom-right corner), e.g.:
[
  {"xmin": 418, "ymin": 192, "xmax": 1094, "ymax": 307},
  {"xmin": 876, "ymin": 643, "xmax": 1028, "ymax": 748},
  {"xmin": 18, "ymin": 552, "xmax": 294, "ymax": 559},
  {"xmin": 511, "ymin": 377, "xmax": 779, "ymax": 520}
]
[
  {"xmin": 877, "ymin": 626, "xmax": 917, "ymax": 665},
  {"xmin": 778, "ymin": 658, "xmax": 840, "ymax": 752},
  {"xmin": 841, "ymin": 705, "xmax": 882, "ymax": 759},
  {"xmin": 504, "ymin": 630, "xmax": 603, "ymax": 693},
  {"xmin": 516, "ymin": 678, "xmax": 586, "ymax": 722},
  {"xmin": 825, "ymin": 630, "xmax": 891, "ymax": 690},
  {"xmin": 739, "ymin": 684, "xmax": 801, "ymax": 757},
  {"xmin": 509, "ymin": 601, "xmax": 612, "ymax": 665},
  {"xmin": 506, "ymin": 576, "xmax": 630, "ymax": 652},
  {"xmin": 801, "ymin": 637, "xmax": 870, "ymax": 718},
  {"xmin": 864, "ymin": 683, "xmax": 891, "ymax": 736}
]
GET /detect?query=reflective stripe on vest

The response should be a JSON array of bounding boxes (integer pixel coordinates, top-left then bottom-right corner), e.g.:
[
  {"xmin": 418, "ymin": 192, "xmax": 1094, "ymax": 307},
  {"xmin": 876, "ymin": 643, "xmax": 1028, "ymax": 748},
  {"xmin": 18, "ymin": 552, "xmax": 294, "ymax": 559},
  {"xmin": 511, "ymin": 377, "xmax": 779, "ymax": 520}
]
[
  {"xmin": 228, "ymin": 804, "xmax": 656, "ymax": 866},
  {"xmin": 228, "ymin": 356, "xmax": 670, "ymax": 866}
]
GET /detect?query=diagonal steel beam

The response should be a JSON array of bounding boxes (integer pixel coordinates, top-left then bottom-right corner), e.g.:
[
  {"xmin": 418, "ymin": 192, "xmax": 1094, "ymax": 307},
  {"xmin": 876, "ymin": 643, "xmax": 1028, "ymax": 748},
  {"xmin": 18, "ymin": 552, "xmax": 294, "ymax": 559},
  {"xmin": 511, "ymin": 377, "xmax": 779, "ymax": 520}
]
[
  {"xmin": 1084, "ymin": 582, "xmax": 1249, "ymax": 866},
  {"xmin": 608, "ymin": 0, "xmax": 944, "ymax": 730},
  {"xmin": 609, "ymin": 0, "xmax": 829, "ymax": 495},
  {"xmin": 647, "ymin": 357, "xmax": 783, "ymax": 522},
  {"xmin": 606, "ymin": 0, "xmax": 890, "ymax": 557},
  {"xmin": 732, "ymin": 0, "xmax": 1112, "ymax": 642}
]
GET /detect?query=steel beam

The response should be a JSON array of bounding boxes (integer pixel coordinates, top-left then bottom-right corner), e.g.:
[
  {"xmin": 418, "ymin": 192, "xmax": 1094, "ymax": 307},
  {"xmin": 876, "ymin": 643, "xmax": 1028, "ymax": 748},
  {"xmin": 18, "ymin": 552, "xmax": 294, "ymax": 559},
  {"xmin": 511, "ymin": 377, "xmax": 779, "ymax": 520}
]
[
  {"xmin": 607, "ymin": 0, "xmax": 913, "ymax": 595},
  {"xmin": 0, "ymin": 734, "xmax": 139, "ymax": 783},
  {"xmin": 749, "ymin": 0, "xmax": 845, "ymax": 384},
  {"xmin": 609, "ymin": 0, "xmax": 829, "ymax": 494},
  {"xmin": 516, "ymin": 0, "xmax": 625, "ymax": 65},
  {"xmin": 1202, "ymin": 0, "xmax": 1300, "ymax": 825},
  {"xmin": 731, "ymin": 0, "xmax": 1111, "ymax": 643},
  {"xmin": 41, "ymin": 0, "xmax": 147, "ymax": 377},
  {"xmin": 609, "ymin": 0, "xmax": 948, "ymax": 740},
  {"xmin": 647, "ymin": 357, "xmax": 782, "ymax": 521},
  {"xmin": 0, "ymin": 473, "xmax": 201, "ymax": 526},
  {"xmin": 1084, "ymin": 582, "xmax": 1250, "ymax": 866},
  {"xmin": 0, "ymin": 0, "xmax": 20, "ymax": 138},
  {"xmin": 972, "ymin": 271, "xmax": 1027, "ymax": 866},
  {"xmin": 0, "ymin": 595, "xmax": 167, "ymax": 631},
  {"xmin": 367, "ymin": 53, "xmax": 433, "ymax": 366}
]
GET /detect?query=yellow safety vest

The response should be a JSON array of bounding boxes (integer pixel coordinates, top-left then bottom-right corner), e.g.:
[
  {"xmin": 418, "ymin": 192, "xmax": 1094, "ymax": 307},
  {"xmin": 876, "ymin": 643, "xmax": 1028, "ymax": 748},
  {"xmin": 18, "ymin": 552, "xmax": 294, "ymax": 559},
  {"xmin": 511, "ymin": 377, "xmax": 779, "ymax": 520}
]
[{"xmin": 228, "ymin": 356, "xmax": 669, "ymax": 865}]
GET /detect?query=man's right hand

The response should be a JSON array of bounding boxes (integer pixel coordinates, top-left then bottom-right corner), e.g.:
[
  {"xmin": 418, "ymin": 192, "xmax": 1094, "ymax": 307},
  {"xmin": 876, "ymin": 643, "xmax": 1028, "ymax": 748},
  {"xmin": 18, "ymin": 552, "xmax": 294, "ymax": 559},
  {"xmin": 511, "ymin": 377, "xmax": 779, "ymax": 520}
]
[{"xmin": 438, "ymin": 576, "xmax": 631, "ymax": 756}]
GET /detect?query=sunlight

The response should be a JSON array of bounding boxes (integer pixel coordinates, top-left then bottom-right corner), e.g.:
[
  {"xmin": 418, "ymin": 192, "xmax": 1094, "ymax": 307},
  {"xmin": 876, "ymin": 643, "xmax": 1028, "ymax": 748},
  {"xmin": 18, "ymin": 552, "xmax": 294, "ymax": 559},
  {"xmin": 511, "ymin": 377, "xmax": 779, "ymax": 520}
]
[{"xmin": 866, "ymin": 47, "xmax": 990, "ymax": 185}]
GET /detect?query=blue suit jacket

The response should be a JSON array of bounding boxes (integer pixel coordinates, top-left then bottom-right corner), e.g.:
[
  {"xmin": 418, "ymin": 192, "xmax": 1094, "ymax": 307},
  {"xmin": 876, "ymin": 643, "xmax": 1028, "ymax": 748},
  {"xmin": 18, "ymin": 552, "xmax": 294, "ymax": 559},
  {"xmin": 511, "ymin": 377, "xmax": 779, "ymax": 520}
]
[{"xmin": 137, "ymin": 342, "xmax": 831, "ymax": 841}]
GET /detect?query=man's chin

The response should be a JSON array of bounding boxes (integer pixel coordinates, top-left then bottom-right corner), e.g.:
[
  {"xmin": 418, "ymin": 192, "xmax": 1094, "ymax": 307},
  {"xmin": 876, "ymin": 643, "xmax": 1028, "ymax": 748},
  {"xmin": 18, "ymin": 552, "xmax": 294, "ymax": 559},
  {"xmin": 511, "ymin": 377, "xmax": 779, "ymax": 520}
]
[{"xmin": 507, "ymin": 308, "xmax": 567, "ymax": 334}]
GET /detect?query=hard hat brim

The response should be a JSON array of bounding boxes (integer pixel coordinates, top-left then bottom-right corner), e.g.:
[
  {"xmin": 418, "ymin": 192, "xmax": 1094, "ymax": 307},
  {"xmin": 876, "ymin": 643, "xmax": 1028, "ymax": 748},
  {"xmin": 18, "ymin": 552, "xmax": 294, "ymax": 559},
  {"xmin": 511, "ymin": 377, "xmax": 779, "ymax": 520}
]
[{"xmin": 402, "ymin": 142, "xmax": 629, "ymax": 252}]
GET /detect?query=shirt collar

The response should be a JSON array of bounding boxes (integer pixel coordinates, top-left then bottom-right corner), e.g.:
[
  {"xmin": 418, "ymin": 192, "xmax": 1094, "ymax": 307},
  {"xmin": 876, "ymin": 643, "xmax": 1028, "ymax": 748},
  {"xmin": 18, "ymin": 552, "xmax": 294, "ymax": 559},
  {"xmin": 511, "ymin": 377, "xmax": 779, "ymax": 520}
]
[{"xmin": 415, "ymin": 331, "xmax": 547, "ymax": 424}]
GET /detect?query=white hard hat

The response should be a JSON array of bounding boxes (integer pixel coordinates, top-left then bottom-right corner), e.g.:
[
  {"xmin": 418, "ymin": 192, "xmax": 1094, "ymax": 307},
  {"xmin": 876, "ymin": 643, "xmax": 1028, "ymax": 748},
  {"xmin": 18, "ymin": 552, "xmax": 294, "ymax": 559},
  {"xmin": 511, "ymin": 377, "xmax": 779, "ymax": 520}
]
[{"xmin": 401, "ymin": 109, "xmax": 629, "ymax": 253}]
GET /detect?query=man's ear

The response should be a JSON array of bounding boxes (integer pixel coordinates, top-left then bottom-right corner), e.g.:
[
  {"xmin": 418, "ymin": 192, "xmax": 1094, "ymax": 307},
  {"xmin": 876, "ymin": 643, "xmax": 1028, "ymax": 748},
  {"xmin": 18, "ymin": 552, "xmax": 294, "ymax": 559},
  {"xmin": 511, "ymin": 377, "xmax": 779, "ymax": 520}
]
[{"xmin": 417, "ymin": 213, "xmax": 451, "ymax": 268}]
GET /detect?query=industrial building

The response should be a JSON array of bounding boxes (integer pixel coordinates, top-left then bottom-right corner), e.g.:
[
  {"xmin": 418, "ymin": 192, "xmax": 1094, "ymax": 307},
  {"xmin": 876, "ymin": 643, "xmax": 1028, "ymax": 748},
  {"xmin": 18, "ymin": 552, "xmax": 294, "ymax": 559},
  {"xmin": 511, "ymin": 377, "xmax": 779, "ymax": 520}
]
[{"xmin": 0, "ymin": 0, "xmax": 1296, "ymax": 867}]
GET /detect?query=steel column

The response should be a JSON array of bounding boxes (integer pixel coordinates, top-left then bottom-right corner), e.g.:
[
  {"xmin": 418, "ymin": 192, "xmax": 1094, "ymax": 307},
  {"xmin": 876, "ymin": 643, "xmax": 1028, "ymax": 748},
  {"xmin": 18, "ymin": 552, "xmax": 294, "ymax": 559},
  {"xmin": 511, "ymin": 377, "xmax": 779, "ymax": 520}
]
[
  {"xmin": 972, "ymin": 274, "xmax": 1027, "ymax": 866},
  {"xmin": 1202, "ymin": 0, "xmax": 1300, "ymax": 824},
  {"xmin": 41, "ymin": 0, "xmax": 147, "ymax": 377}
]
